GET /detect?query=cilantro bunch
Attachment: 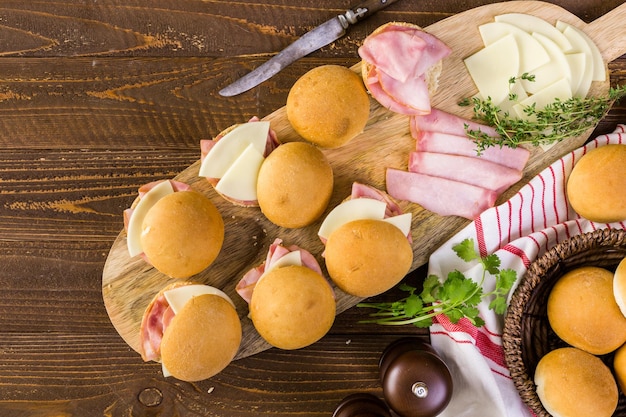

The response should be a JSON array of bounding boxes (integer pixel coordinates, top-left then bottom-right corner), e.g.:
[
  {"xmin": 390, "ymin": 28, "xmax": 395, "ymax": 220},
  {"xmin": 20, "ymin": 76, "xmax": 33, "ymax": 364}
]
[{"xmin": 357, "ymin": 238, "xmax": 516, "ymax": 328}]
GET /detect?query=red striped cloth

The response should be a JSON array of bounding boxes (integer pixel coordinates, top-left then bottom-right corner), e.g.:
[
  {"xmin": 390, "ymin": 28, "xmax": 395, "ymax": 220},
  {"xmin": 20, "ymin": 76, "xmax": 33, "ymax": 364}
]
[{"xmin": 427, "ymin": 124, "xmax": 626, "ymax": 417}]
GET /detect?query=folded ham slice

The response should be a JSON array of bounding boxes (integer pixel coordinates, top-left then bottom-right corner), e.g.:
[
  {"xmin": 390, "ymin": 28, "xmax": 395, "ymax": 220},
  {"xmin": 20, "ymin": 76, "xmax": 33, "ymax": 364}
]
[
  {"xmin": 410, "ymin": 107, "xmax": 499, "ymax": 138},
  {"xmin": 408, "ymin": 151, "xmax": 523, "ymax": 194},
  {"xmin": 385, "ymin": 108, "xmax": 531, "ymax": 219},
  {"xmin": 350, "ymin": 182, "xmax": 404, "ymax": 219},
  {"xmin": 386, "ymin": 168, "xmax": 497, "ymax": 220},
  {"xmin": 358, "ymin": 24, "xmax": 451, "ymax": 115},
  {"xmin": 415, "ymin": 131, "xmax": 529, "ymax": 171}
]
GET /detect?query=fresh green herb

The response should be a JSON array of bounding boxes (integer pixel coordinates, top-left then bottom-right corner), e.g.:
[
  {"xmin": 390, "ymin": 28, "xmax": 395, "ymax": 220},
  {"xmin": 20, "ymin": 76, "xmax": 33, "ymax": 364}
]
[
  {"xmin": 357, "ymin": 238, "xmax": 516, "ymax": 328},
  {"xmin": 458, "ymin": 75, "xmax": 626, "ymax": 154}
]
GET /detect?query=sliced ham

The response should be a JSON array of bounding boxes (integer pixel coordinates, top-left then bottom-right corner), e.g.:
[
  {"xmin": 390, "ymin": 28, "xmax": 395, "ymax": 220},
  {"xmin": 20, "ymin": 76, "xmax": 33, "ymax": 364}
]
[
  {"xmin": 140, "ymin": 293, "xmax": 171, "ymax": 362},
  {"xmin": 364, "ymin": 66, "xmax": 426, "ymax": 115},
  {"xmin": 378, "ymin": 69, "xmax": 431, "ymax": 114},
  {"xmin": 359, "ymin": 30, "xmax": 428, "ymax": 83},
  {"xmin": 351, "ymin": 182, "xmax": 403, "ymax": 218},
  {"xmin": 358, "ymin": 24, "xmax": 451, "ymax": 115},
  {"xmin": 411, "ymin": 108, "xmax": 499, "ymax": 138},
  {"xmin": 415, "ymin": 131, "xmax": 530, "ymax": 171},
  {"xmin": 386, "ymin": 168, "xmax": 497, "ymax": 220},
  {"xmin": 235, "ymin": 238, "xmax": 326, "ymax": 303},
  {"xmin": 408, "ymin": 151, "xmax": 523, "ymax": 194}
]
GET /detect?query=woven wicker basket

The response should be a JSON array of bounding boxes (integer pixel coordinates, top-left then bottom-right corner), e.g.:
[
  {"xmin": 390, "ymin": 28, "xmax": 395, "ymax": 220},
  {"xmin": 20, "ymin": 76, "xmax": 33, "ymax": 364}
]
[{"xmin": 503, "ymin": 228, "xmax": 626, "ymax": 417}]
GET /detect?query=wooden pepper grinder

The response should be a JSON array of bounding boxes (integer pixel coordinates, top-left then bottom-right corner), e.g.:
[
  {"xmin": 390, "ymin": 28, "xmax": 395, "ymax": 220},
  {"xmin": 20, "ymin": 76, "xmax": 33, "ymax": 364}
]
[
  {"xmin": 379, "ymin": 338, "xmax": 453, "ymax": 417},
  {"xmin": 332, "ymin": 393, "xmax": 392, "ymax": 417}
]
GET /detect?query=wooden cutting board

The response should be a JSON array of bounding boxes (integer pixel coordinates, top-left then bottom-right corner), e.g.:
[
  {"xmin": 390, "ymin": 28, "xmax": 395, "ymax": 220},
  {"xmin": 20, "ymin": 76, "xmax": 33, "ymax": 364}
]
[{"xmin": 102, "ymin": 1, "xmax": 626, "ymax": 361}]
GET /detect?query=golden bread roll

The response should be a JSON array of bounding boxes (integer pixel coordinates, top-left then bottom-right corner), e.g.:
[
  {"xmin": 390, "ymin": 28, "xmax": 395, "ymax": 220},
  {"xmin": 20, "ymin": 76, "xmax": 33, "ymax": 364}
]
[
  {"xmin": 566, "ymin": 144, "xmax": 626, "ymax": 223},
  {"xmin": 286, "ymin": 65, "xmax": 370, "ymax": 148},
  {"xmin": 249, "ymin": 265, "xmax": 336, "ymax": 350},
  {"xmin": 257, "ymin": 141, "xmax": 333, "ymax": 228},
  {"xmin": 160, "ymin": 293, "xmax": 242, "ymax": 382},
  {"xmin": 614, "ymin": 257, "xmax": 626, "ymax": 317},
  {"xmin": 535, "ymin": 347, "xmax": 618, "ymax": 417},
  {"xmin": 614, "ymin": 342, "xmax": 626, "ymax": 395},
  {"xmin": 141, "ymin": 190, "xmax": 224, "ymax": 278},
  {"xmin": 547, "ymin": 266, "xmax": 626, "ymax": 355},
  {"xmin": 324, "ymin": 219, "xmax": 413, "ymax": 297}
]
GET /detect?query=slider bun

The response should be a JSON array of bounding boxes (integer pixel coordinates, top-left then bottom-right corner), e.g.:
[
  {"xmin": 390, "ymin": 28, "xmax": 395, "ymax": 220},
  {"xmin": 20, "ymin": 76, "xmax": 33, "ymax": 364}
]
[
  {"xmin": 141, "ymin": 190, "xmax": 224, "ymax": 279},
  {"xmin": 534, "ymin": 347, "xmax": 618, "ymax": 417},
  {"xmin": 257, "ymin": 141, "xmax": 333, "ymax": 228},
  {"xmin": 566, "ymin": 144, "xmax": 626, "ymax": 223},
  {"xmin": 614, "ymin": 257, "xmax": 626, "ymax": 317},
  {"xmin": 361, "ymin": 22, "xmax": 443, "ymax": 97},
  {"xmin": 250, "ymin": 265, "xmax": 335, "ymax": 350},
  {"xmin": 161, "ymin": 292, "xmax": 242, "ymax": 382},
  {"xmin": 286, "ymin": 65, "xmax": 370, "ymax": 148},
  {"xmin": 324, "ymin": 219, "xmax": 413, "ymax": 297},
  {"xmin": 613, "ymin": 342, "xmax": 626, "ymax": 394},
  {"xmin": 547, "ymin": 266, "xmax": 626, "ymax": 355}
]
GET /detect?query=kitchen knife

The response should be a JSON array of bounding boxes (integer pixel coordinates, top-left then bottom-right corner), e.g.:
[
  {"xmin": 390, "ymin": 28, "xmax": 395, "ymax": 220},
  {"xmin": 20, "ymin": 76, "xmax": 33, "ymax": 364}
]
[{"xmin": 218, "ymin": 0, "xmax": 399, "ymax": 97}]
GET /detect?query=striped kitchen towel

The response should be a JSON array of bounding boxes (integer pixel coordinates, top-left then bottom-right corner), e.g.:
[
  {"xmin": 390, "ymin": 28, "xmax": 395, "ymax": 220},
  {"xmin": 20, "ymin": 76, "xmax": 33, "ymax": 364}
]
[{"xmin": 427, "ymin": 124, "xmax": 626, "ymax": 417}]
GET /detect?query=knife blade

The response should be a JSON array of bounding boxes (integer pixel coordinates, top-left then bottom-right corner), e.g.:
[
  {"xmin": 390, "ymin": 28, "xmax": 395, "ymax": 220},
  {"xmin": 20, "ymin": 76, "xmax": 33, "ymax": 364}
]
[{"xmin": 219, "ymin": 0, "xmax": 399, "ymax": 97}]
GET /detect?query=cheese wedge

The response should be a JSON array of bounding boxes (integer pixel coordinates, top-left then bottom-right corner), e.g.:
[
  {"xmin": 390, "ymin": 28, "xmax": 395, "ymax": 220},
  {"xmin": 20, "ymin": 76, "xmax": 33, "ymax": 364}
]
[
  {"xmin": 318, "ymin": 198, "xmax": 411, "ymax": 241},
  {"xmin": 494, "ymin": 13, "xmax": 573, "ymax": 52},
  {"xmin": 126, "ymin": 180, "xmax": 175, "ymax": 257},
  {"xmin": 199, "ymin": 121, "xmax": 270, "ymax": 179},
  {"xmin": 464, "ymin": 34, "xmax": 520, "ymax": 106},
  {"xmin": 479, "ymin": 22, "xmax": 549, "ymax": 74},
  {"xmin": 524, "ymin": 33, "xmax": 572, "ymax": 94},
  {"xmin": 214, "ymin": 143, "xmax": 265, "ymax": 202},
  {"xmin": 556, "ymin": 20, "xmax": 606, "ymax": 82},
  {"xmin": 164, "ymin": 284, "xmax": 235, "ymax": 314}
]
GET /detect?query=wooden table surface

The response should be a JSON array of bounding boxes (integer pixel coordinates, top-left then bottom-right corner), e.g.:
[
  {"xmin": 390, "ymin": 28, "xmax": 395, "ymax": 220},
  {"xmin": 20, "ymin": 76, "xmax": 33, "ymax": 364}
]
[{"xmin": 0, "ymin": 1, "xmax": 623, "ymax": 416}]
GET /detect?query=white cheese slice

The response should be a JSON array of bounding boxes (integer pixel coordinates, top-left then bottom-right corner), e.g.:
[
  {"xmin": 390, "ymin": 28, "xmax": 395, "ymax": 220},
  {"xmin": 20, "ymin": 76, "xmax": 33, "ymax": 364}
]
[
  {"xmin": 564, "ymin": 52, "xmax": 587, "ymax": 95},
  {"xmin": 383, "ymin": 212, "xmax": 412, "ymax": 238},
  {"xmin": 318, "ymin": 198, "xmax": 387, "ymax": 241},
  {"xmin": 479, "ymin": 22, "xmax": 550, "ymax": 74},
  {"xmin": 198, "ymin": 121, "xmax": 270, "ymax": 179},
  {"xmin": 523, "ymin": 33, "xmax": 572, "ymax": 94},
  {"xmin": 558, "ymin": 25, "xmax": 594, "ymax": 97},
  {"xmin": 214, "ymin": 143, "xmax": 265, "ymax": 202},
  {"xmin": 556, "ymin": 20, "xmax": 606, "ymax": 82},
  {"xmin": 256, "ymin": 250, "xmax": 303, "ymax": 285},
  {"xmin": 126, "ymin": 180, "xmax": 175, "ymax": 257},
  {"xmin": 164, "ymin": 284, "xmax": 235, "ymax": 314},
  {"xmin": 494, "ymin": 13, "xmax": 573, "ymax": 52},
  {"xmin": 464, "ymin": 34, "xmax": 520, "ymax": 106},
  {"xmin": 513, "ymin": 78, "xmax": 572, "ymax": 120}
]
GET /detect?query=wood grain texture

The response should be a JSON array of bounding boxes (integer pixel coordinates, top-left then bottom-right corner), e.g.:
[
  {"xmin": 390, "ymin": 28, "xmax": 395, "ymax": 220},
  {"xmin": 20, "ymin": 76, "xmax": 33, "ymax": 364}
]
[
  {"xmin": 103, "ymin": 0, "xmax": 626, "ymax": 363},
  {"xmin": 0, "ymin": 1, "xmax": 624, "ymax": 416}
]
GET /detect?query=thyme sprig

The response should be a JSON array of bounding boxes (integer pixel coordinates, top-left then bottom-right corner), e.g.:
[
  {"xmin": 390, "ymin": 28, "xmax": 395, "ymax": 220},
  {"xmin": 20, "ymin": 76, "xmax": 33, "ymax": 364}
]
[
  {"xmin": 459, "ymin": 75, "xmax": 626, "ymax": 154},
  {"xmin": 357, "ymin": 239, "xmax": 516, "ymax": 328}
]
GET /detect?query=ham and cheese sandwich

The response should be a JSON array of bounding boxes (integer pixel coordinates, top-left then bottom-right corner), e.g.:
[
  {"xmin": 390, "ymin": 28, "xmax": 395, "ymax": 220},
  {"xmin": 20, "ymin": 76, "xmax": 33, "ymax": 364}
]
[
  {"xmin": 236, "ymin": 239, "xmax": 336, "ymax": 350},
  {"xmin": 124, "ymin": 179, "xmax": 225, "ymax": 279},
  {"xmin": 140, "ymin": 282, "xmax": 242, "ymax": 382}
]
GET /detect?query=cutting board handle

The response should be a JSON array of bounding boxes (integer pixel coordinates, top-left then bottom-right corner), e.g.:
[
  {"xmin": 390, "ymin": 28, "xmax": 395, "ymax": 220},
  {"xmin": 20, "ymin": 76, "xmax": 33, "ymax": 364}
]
[{"xmin": 587, "ymin": 2, "xmax": 626, "ymax": 63}]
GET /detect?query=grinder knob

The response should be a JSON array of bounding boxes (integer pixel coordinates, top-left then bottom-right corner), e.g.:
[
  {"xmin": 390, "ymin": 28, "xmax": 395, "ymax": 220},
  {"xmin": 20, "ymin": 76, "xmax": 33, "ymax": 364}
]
[{"xmin": 379, "ymin": 338, "xmax": 453, "ymax": 417}]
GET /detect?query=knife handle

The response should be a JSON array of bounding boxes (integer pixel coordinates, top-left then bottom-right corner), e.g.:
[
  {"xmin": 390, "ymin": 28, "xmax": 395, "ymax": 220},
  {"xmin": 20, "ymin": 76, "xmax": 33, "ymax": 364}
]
[{"xmin": 343, "ymin": 0, "xmax": 400, "ymax": 25}]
